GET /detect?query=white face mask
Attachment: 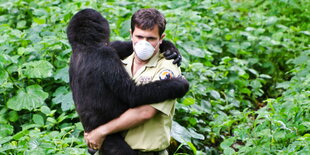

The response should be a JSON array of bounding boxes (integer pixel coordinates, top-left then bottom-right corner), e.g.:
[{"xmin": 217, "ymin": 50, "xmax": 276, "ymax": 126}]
[{"xmin": 134, "ymin": 40, "xmax": 159, "ymax": 61}]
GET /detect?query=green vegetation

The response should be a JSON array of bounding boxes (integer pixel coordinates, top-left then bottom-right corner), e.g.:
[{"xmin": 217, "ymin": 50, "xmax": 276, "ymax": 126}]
[{"xmin": 0, "ymin": 0, "xmax": 309, "ymax": 154}]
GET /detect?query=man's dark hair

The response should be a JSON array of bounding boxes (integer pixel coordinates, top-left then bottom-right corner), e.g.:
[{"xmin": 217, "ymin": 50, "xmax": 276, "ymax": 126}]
[{"xmin": 131, "ymin": 8, "xmax": 166, "ymax": 36}]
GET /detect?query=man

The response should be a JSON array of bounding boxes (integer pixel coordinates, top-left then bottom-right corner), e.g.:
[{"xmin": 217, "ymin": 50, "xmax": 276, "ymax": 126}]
[{"xmin": 85, "ymin": 8, "xmax": 183, "ymax": 155}]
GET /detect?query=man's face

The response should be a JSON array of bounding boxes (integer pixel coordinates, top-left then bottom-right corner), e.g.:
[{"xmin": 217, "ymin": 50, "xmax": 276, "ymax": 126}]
[{"xmin": 131, "ymin": 25, "xmax": 165, "ymax": 54}]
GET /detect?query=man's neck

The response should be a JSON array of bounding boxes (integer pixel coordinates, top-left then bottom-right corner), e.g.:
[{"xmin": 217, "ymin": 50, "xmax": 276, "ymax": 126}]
[{"xmin": 132, "ymin": 55, "xmax": 148, "ymax": 76}]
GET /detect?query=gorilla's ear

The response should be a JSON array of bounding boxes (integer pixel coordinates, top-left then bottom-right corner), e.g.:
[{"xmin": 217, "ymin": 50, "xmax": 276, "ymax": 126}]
[{"xmin": 67, "ymin": 8, "xmax": 110, "ymax": 47}]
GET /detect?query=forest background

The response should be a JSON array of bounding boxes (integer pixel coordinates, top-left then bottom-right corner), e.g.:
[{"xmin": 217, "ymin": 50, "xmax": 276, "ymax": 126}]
[{"xmin": 0, "ymin": 0, "xmax": 309, "ymax": 154}]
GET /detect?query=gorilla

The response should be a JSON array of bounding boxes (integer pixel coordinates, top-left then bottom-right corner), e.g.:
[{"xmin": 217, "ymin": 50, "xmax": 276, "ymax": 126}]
[{"xmin": 67, "ymin": 9, "xmax": 189, "ymax": 155}]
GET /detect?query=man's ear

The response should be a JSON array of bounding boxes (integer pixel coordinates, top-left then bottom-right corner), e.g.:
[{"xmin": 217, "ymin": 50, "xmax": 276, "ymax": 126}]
[
  {"xmin": 130, "ymin": 29, "xmax": 134, "ymax": 40},
  {"xmin": 160, "ymin": 33, "xmax": 166, "ymax": 44}
]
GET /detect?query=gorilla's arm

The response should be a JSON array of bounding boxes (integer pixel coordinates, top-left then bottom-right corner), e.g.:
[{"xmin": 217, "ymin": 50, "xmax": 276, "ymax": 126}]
[
  {"xmin": 102, "ymin": 47, "xmax": 189, "ymax": 108},
  {"xmin": 110, "ymin": 41, "xmax": 133, "ymax": 60},
  {"xmin": 110, "ymin": 40, "xmax": 182, "ymax": 66}
]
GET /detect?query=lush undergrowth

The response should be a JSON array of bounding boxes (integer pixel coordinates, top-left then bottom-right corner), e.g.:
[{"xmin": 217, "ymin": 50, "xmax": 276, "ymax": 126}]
[{"xmin": 0, "ymin": 0, "xmax": 309, "ymax": 154}]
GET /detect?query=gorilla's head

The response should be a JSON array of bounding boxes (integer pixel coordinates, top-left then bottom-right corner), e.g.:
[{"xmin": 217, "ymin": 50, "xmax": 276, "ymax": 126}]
[{"xmin": 67, "ymin": 8, "xmax": 110, "ymax": 48}]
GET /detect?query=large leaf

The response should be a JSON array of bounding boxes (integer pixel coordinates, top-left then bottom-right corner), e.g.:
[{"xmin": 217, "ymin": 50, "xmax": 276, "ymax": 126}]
[
  {"xmin": 0, "ymin": 54, "xmax": 13, "ymax": 68},
  {"xmin": 7, "ymin": 85, "xmax": 48, "ymax": 111},
  {"xmin": 0, "ymin": 69, "xmax": 8, "ymax": 85},
  {"xmin": 22, "ymin": 60, "xmax": 54, "ymax": 78},
  {"xmin": 32, "ymin": 114, "xmax": 44, "ymax": 126},
  {"xmin": 186, "ymin": 47, "xmax": 206, "ymax": 58},
  {"xmin": 171, "ymin": 121, "xmax": 204, "ymax": 144},
  {"xmin": 54, "ymin": 66, "xmax": 69, "ymax": 83},
  {"xmin": 52, "ymin": 86, "xmax": 74, "ymax": 111},
  {"xmin": 0, "ymin": 123, "xmax": 13, "ymax": 138},
  {"xmin": 182, "ymin": 97, "xmax": 195, "ymax": 106}
]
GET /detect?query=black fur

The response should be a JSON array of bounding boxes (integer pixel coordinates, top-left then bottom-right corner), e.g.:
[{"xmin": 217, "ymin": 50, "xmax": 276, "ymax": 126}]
[{"xmin": 67, "ymin": 9, "xmax": 189, "ymax": 155}]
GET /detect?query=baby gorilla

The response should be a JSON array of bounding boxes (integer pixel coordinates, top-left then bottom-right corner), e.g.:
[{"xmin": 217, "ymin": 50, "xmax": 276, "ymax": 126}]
[{"xmin": 67, "ymin": 9, "xmax": 189, "ymax": 155}]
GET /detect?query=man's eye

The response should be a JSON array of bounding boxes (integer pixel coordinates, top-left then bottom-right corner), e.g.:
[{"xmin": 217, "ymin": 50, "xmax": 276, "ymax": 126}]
[
  {"xmin": 137, "ymin": 36, "xmax": 143, "ymax": 39},
  {"xmin": 147, "ymin": 37, "xmax": 157, "ymax": 41}
]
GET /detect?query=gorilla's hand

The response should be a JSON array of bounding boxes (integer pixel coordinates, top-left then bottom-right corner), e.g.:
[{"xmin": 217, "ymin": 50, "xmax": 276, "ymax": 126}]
[
  {"xmin": 168, "ymin": 76, "xmax": 189, "ymax": 98},
  {"xmin": 160, "ymin": 40, "xmax": 182, "ymax": 66}
]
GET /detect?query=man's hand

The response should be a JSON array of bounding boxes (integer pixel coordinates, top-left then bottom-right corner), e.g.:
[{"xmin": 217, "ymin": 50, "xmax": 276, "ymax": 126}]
[
  {"xmin": 160, "ymin": 40, "xmax": 182, "ymax": 66},
  {"xmin": 84, "ymin": 128, "xmax": 107, "ymax": 150}
]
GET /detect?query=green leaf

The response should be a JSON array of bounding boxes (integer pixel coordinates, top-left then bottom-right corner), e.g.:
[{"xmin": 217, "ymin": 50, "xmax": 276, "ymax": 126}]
[
  {"xmin": 182, "ymin": 43, "xmax": 207, "ymax": 58},
  {"xmin": 0, "ymin": 54, "xmax": 13, "ymax": 68},
  {"xmin": 186, "ymin": 141, "xmax": 197, "ymax": 155},
  {"xmin": 17, "ymin": 47, "xmax": 35, "ymax": 55},
  {"xmin": 250, "ymin": 80, "xmax": 262, "ymax": 89},
  {"xmin": 46, "ymin": 117, "xmax": 57, "ymax": 126},
  {"xmin": 221, "ymin": 137, "xmax": 236, "ymax": 154},
  {"xmin": 187, "ymin": 47, "xmax": 206, "ymax": 58},
  {"xmin": 265, "ymin": 16, "xmax": 278, "ymax": 25},
  {"xmin": 22, "ymin": 60, "xmax": 54, "ymax": 78},
  {"xmin": 0, "ymin": 124, "xmax": 13, "ymax": 138},
  {"xmin": 40, "ymin": 106, "xmax": 51, "ymax": 115},
  {"xmin": 0, "ymin": 136, "xmax": 12, "ymax": 145},
  {"xmin": 8, "ymin": 111, "xmax": 19, "ymax": 122},
  {"xmin": 210, "ymin": 90, "xmax": 221, "ymax": 99},
  {"xmin": 0, "ymin": 69, "xmax": 8, "ymax": 85},
  {"xmin": 208, "ymin": 44, "xmax": 222, "ymax": 53},
  {"xmin": 188, "ymin": 128, "xmax": 205, "ymax": 140},
  {"xmin": 225, "ymin": 34, "xmax": 233, "ymax": 41},
  {"xmin": 276, "ymin": 81, "xmax": 290, "ymax": 89},
  {"xmin": 7, "ymin": 85, "xmax": 49, "ymax": 111},
  {"xmin": 248, "ymin": 69, "xmax": 258, "ymax": 76},
  {"xmin": 259, "ymin": 74, "xmax": 271, "ymax": 79},
  {"xmin": 171, "ymin": 121, "xmax": 204, "ymax": 144},
  {"xmin": 182, "ymin": 97, "xmax": 195, "ymax": 106},
  {"xmin": 220, "ymin": 137, "xmax": 236, "ymax": 149},
  {"xmin": 240, "ymin": 88, "xmax": 251, "ymax": 96},
  {"xmin": 32, "ymin": 114, "xmax": 44, "ymax": 126},
  {"xmin": 188, "ymin": 117, "xmax": 197, "ymax": 125},
  {"xmin": 223, "ymin": 147, "xmax": 235, "ymax": 155},
  {"xmin": 54, "ymin": 66, "xmax": 69, "ymax": 83},
  {"xmin": 12, "ymin": 129, "xmax": 29, "ymax": 140},
  {"xmin": 33, "ymin": 18, "xmax": 46, "ymax": 24},
  {"xmin": 52, "ymin": 86, "xmax": 74, "ymax": 111},
  {"xmin": 17, "ymin": 20, "xmax": 27, "ymax": 29}
]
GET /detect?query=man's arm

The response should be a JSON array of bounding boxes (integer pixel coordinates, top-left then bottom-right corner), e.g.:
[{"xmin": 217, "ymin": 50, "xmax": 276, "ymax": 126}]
[{"xmin": 85, "ymin": 105, "xmax": 157, "ymax": 149}]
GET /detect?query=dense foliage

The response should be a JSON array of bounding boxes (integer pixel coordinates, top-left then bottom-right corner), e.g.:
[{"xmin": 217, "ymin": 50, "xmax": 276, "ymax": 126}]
[{"xmin": 0, "ymin": 0, "xmax": 309, "ymax": 154}]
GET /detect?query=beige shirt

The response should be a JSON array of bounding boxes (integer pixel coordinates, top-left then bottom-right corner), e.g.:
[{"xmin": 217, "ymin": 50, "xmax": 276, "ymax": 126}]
[{"xmin": 122, "ymin": 51, "xmax": 181, "ymax": 152}]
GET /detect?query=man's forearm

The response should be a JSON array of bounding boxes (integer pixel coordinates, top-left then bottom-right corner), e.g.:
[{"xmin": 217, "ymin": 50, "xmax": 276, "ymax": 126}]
[{"xmin": 96, "ymin": 105, "xmax": 157, "ymax": 137}]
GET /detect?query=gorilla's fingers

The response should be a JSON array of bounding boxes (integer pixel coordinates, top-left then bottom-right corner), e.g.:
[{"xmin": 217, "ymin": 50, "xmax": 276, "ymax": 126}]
[
  {"xmin": 164, "ymin": 51, "xmax": 178, "ymax": 60},
  {"xmin": 163, "ymin": 50, "xmax": 172, "ymax": 57},
  {"xmin": 173, "ymin": 55, "xmax": 182, "ymax": 66}
]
